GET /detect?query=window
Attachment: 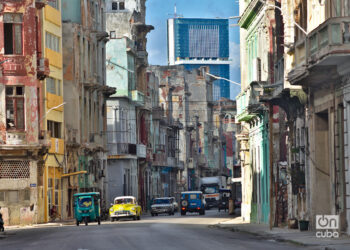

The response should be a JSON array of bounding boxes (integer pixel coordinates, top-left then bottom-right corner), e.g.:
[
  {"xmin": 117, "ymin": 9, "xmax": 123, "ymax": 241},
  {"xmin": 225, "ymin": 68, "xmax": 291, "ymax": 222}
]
[
  {"xmin": 46, "ymin": 32, "xmax": 60, "ymax": 52},
  {"xmin": 46, "ymin": 77, "xmax": 61, "ymax": 96},
  {"xmin": 6, "ymin": 86, "xmax": 24, "ymax": 130},
  {"xmin": 0, "ymin": 191, "xmax": 5, "ymax": 202},
  {"xmin": 4, "ymin": 13, "xmax": 23, "ymax": 55},
  {"xmin": 112, "ymin": 1, "xmax": 125, "ymax": 10},
  {"xmin": 47, "ymin": 120, "xmax": 62, "ymax": 138},
  {"xmin": 48, "ymin": 0, "xmax": 59, "ymax": 10},
  {"xmin": 8, "ymin": 191, "xmax": 18, "ymax": 203}
]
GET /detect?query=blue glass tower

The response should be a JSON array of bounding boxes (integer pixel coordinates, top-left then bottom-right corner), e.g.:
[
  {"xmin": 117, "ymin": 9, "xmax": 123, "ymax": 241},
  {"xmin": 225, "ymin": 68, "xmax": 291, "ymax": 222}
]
[{"xmin": 167, "ymin": 18, "xmax": 230, "ymax": 101}]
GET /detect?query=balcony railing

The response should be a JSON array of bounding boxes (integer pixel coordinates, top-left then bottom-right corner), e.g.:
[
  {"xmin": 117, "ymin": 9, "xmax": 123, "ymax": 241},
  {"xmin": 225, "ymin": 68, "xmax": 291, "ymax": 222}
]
[
  {"xmin": 153, "ymin": 152, "xmax": 167, "ymax": 166},
  {"xmin": 131, "ymin": 90, "xmax": 145, "ymax": 106},
  {"xmin": 291, "ymin": 17, "xmax": 350, "ymax": 79},
  {"xmin": 108, "ymin": 143, "xmax": 137, "ymax": 156},
  {"xmin": 167, "ymin": 157, "xmax": 176, "ymax": 167}
]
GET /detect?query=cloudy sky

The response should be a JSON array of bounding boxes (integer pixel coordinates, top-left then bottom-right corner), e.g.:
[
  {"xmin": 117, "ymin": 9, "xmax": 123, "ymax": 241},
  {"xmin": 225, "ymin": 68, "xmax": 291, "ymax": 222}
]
[{"xmin": 145, "ymin": 0, "xmax": 241, "ymax": 99}]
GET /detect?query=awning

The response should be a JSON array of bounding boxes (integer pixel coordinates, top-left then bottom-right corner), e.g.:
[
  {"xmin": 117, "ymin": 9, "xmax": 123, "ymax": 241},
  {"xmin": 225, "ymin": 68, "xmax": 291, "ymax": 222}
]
[{"xmin": 61, "ymin": 171, "xmax": 87, "ymax": 178}]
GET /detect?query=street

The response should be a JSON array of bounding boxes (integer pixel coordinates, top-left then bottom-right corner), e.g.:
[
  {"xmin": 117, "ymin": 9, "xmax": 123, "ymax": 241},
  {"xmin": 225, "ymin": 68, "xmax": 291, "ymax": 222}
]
[{"xmin": 0, "ymin": 210, "xmax": 302, "ymax": 250}]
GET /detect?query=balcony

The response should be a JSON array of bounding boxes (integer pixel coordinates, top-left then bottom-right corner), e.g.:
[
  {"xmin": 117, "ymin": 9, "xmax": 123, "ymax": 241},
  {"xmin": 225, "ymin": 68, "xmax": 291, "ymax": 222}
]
[
  {"xmin": 198, "ymin": 156, "xmax": 208, "ymax": 168},
  {"xmin": 37, "ymin": 58, "xmax": 50, "ymax": 80},
  {"xmin": 0, "ymin": 56, "xmax": 26, "ymax": 76},
  {"xmin": 167, "ymin": 157, "xmax": 176, "ymax": 167},
  {"xmin": 49, "ymin": 138, "xmax": 64, "ymax": 155},
  {"xmin": 155, "ymin": 144, "xmax": 166, "ymax": 152},
  {"xmin": 152, "ymin": 107, "xmax": 164, "ymax": 120},
  {"xmin": 107, "ymin": 143, "xmax": 137, "ymax": 158},
  {"xmin": 289, "ymin": 17, "xmax": 350, "ymax": 86},
  {"xmin": 137, "ymin": 144, "xmax": 146, "ymax": 158},
  {"xmin": 153, "ymin": 152, "xmax": 167, "ymax": 166},
  {"xmin": 131, "ymin": 90, "xmax": 145, "ymax": 106},
  {"xmin": 236, "ymin": 82, "xmax": 265, "ymax": 122}
]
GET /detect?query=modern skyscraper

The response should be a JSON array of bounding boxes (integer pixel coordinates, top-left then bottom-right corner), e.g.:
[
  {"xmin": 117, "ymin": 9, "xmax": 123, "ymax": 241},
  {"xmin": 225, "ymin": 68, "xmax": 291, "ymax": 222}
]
[{"xmin": 167, "ymin": 18, "xmax": 230, "ymax": 101}]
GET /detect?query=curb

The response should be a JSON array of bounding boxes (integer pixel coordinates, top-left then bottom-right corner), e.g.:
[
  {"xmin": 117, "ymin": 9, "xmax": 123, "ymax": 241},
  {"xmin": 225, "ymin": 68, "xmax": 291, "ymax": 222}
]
[{"xmin": 214, "ymin": 224, "xmax": 309, "ymax": 247}]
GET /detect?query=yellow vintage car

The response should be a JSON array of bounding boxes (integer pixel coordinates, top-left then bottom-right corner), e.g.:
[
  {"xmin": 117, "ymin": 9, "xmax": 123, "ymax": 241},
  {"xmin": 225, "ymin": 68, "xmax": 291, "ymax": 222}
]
[{"xmin": 109, "ymin": 196, "xmax": 141, "ymax": 221}]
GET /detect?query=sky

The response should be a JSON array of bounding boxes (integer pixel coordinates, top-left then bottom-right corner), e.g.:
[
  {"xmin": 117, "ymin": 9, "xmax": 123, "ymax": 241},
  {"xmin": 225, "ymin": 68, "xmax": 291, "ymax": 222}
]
[{"xmin": 145, "ymin": 0, "xmax": 241, "ymax": 100}]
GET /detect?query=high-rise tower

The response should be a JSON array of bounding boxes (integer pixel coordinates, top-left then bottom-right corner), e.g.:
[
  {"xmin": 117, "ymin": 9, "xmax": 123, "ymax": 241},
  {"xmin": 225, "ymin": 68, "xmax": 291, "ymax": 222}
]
[{"xmin": 167, "ymin": 18, "xmax": 230, "ymax": 101}]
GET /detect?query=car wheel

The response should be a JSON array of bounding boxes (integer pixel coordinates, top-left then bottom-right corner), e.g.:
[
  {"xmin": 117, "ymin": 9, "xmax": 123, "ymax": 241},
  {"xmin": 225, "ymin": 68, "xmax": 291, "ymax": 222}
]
[{"xmin": 155, "ymin": 213, "xmax": 158, "ymax": 216}]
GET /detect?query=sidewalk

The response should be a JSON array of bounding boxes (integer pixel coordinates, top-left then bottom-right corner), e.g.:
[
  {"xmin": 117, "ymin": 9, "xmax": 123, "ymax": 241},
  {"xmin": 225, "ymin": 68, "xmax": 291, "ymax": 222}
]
[
  {"xmin": 1, "ymin": 219, "xmax": 76, "ymax": 232},
  {"xmin": 216, "ymin": 217, "xmax": 350, "ymax": 250}
]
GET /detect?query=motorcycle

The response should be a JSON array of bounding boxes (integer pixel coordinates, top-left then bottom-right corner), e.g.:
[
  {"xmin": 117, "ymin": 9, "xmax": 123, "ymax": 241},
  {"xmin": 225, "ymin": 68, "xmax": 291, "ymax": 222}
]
[{"xmin": 0, "ymin": 207, "xmax": 4, "ymax": 232}]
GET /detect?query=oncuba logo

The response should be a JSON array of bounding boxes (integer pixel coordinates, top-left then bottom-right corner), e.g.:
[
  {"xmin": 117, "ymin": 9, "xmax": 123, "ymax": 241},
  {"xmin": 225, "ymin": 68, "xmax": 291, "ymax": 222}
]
[{"xmin": 316, "ymin": 215, "xmax": 339, "ymax": 238}]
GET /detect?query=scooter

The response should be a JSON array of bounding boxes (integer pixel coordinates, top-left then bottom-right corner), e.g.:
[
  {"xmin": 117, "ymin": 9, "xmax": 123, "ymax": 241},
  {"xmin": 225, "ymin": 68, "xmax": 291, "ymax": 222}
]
[{"xmin": 0, "ymin": 207, "xmax": 4, "ymax": 232}]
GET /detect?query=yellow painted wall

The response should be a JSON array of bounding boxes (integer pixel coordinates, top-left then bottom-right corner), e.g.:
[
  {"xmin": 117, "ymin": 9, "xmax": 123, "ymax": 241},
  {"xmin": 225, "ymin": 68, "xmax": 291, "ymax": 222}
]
[
  {"xmin": 42, "ymin": 1, "xmax": 64, "ymax": 223},
  {"xmin": 46, "ymin": 92, "xmax": 64, "ymax": 111},
  {"xmin": 44, "ymin": 5, "xmax": 62, "ymax": 27},
  {"xmin": 49, "ymin": 138, "xmax": 65, "ymax": 155},
  {"xmin": 46, "ymin": 48, "xmax": 63, "ymax": 69}
]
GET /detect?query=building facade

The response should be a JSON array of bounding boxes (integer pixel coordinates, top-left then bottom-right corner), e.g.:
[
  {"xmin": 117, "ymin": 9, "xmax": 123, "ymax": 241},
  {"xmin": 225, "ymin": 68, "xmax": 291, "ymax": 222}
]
[
  {"xmin": 167, "ymin": 18, "xmax": 230, "ymax": 101},
  {"xmin": 41, "ymin": 0, "xmax": 65, "ymax": 223},
  {"xmin": 0, "ymin": 0, "xmax": 50, "ymax": 225},
  {"xmin": 61, "ymin": 0, "xmax": 113, "ymax": 217},
  {"xmin": 105, "ymin": 0, "xmax": 153, "ymax": 208}
]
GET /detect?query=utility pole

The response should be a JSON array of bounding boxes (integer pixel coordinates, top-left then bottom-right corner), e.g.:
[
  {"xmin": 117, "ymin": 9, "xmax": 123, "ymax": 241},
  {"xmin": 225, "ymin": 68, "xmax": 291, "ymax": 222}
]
[{"xmin": 194, "ymin": 115, "xmax": 200, "ymax": 190}]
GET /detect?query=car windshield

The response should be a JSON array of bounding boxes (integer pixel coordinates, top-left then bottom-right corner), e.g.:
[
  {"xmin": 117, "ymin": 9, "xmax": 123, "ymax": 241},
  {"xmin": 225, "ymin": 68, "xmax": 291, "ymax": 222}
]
[
  {"xmin": 115, "ymin": 198, "xmax": 134, "ymax": 204},
  {"xmin": 78, "ymin": 197, "xmax": 92, "ymax": 208},
  {"xmin": 154, "ymin": 199, "xmax": 170, "ymax": 204},
  {"xmin": 203, "ymin": 187, "xmax": 217, "ymax": 194}
]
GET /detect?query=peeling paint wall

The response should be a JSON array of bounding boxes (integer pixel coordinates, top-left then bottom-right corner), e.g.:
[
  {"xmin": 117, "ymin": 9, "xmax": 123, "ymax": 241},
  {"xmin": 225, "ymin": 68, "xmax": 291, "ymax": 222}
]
[{"xmin": 0, "ymin": 0, "xmax": 47, "ymax": 225}]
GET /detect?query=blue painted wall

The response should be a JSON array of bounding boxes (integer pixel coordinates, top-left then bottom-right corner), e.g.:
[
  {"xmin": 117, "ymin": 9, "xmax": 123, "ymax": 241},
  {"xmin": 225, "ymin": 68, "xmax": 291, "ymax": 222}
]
[{"xmin": 61, "ymin": 0, "xmax": 81, "ymax": 23}]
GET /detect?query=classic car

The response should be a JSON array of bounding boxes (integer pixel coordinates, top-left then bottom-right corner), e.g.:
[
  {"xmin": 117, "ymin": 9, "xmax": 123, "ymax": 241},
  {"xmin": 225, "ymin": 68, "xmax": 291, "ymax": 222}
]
[
  {"xmin": 109, "ymin": 196, "xmax": 141, "ymax": 221},
  {"xmin": 151, "ymin": 198, "xmax": 175, "ymax": 216}
]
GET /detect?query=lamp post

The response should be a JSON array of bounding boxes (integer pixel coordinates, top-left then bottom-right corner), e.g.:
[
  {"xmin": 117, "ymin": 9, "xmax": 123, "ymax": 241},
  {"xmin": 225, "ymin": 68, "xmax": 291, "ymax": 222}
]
[
  {"xmin": 40, "ymin": 102, "xmax": 66, "ymax": 124},
  {"xmin": 258, "ymin": 0, "xmax": 307, "ymax": 35},
  {"xmin": 205, "ymin": 72, "xmax": 241, "ymax": 86}
]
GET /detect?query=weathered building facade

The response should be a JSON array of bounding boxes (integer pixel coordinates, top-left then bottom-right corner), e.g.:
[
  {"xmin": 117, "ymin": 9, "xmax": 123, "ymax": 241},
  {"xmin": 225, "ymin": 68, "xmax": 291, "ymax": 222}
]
[
  {"xmin": 41, "ymin": 0, "xmax": 65, "ymax": 223},
  {"xmin": 61, "ymin": 0, "xmax": 113, "ymax": 216},
  {"xmin": 105, "ymin": 0, "xmax": 153, "ymax": 208},
  {"xmin": 0, "ymin": 0, "xmax": 50, "ymax": 225},
  {"xmin": 285, "ymin": 0, "xmax": 350, "ymax": 232},
  {"xmin": 237, "ymin": 0, "xmax": 271, "ymax": 224}
]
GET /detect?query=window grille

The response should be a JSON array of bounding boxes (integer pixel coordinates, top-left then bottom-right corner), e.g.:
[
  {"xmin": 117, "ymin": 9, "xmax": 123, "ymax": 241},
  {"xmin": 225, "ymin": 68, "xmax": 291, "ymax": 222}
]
[{"xmin": 0, "ymin": 160, "xmax": 30, "ymax": 179}]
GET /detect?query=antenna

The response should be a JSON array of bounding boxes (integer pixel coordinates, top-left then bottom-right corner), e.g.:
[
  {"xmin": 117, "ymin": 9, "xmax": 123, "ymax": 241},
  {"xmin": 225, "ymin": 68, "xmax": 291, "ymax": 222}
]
[{"xmin": 168, "ymin": 3, "xmax": 183, "ymax": 18}]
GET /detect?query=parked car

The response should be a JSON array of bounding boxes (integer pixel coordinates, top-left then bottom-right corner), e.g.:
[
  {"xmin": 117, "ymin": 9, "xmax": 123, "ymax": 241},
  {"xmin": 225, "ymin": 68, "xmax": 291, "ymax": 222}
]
[
  {"xmin": 151, "ymin": 198, "xmax": 175, "ymax": 216},
  {"xmin": 109, "ymin": 196, "xmax": 141, "ymax": 221},
  {"xmin": 169, "ymin": 197, "xmax": 178, "ymax": 212},
  {"xmin": 180, "ymin": 191, "xmax": 206, "ymax": 216}
]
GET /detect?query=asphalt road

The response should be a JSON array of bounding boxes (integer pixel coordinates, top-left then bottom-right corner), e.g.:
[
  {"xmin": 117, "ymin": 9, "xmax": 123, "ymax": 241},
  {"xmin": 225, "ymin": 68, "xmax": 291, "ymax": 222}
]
[{"xmin": 0, "ymin": 210, "xmax": 302, "ymax": 250}]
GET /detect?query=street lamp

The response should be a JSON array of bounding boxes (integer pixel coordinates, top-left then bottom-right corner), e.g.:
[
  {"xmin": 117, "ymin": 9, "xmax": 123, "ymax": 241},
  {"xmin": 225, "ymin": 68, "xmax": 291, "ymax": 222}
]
[
  {"xmin": 205, "ymin": 72, "xmax": 241, "ymax": 86},
  {"xmin": 258, "ymin": 0, "xmax": 307, "ymax": 35},
  {"xmin": 40, "ymin": 102, "xmax": 66, "ymax": 123}
]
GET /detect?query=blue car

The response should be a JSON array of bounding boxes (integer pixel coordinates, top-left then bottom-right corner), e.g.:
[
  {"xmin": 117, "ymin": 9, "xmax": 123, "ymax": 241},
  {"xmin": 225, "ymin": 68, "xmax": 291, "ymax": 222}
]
[{"xmin": 180, "ymin": 191, "xmax": 206, "ymax": 216}]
